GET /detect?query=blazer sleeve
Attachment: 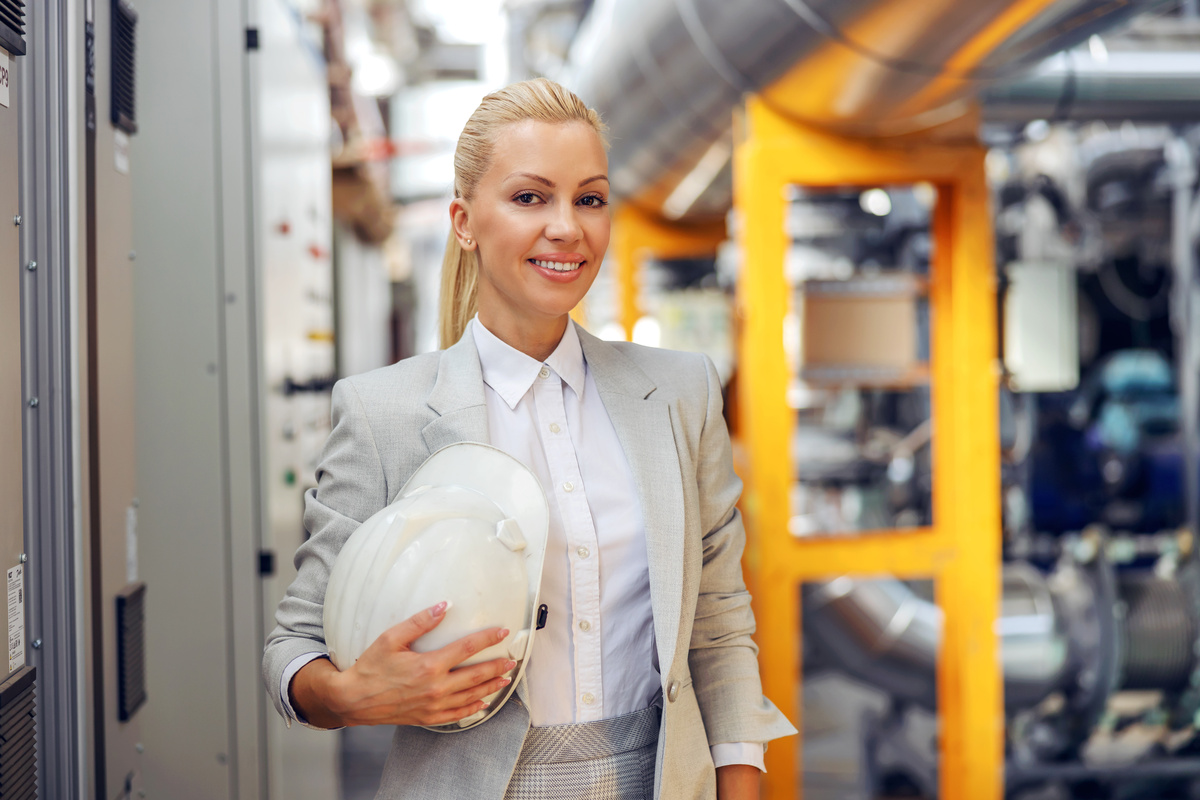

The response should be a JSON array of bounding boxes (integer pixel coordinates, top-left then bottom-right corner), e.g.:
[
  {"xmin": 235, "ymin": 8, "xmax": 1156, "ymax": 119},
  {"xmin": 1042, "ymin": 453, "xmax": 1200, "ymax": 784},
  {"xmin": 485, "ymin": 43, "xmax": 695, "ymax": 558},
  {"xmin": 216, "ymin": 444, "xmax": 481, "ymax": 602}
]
[
  {"xmin": 687, "ymin": 355, "xmax": 798, "ymax": 747},
  {"xmin": 261, "ymin": 377, "xmax": 391, "ymax": 721}
]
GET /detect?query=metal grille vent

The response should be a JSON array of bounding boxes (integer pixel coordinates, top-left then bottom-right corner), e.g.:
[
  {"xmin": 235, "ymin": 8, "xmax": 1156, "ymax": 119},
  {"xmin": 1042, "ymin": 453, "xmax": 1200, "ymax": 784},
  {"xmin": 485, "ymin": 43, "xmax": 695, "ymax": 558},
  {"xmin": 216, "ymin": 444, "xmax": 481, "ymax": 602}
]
[
  {"xmin": 116, "ymin": 583, "xmax": 147, "ymax": 721},
  {"xmin": 0, "ymin": 666, "xmax": 37, "ymax": 800},
  {"xmin": 110, "ymin": 0, "xmax": 137, "ymax": 134},
  {"xmin": 0, "ymin": 0, "xmax": 26, "ymax": 57}
]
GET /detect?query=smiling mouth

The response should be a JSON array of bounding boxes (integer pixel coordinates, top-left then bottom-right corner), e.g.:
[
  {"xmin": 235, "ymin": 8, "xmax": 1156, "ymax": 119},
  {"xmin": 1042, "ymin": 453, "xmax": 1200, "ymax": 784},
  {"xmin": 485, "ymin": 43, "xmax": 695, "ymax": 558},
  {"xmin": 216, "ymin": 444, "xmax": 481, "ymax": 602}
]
[{"xmin": 530, "ymin": 259, "xmax": 584, "ymax": 272}]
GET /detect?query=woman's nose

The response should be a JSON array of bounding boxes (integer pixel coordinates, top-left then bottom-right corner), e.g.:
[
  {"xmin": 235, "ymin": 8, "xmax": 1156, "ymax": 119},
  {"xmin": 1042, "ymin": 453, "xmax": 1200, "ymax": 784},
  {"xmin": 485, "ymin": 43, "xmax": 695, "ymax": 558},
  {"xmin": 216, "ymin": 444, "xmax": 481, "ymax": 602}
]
[{"xmin": 544, "ymin": 201, "xmax": 582, "ymax": 242}]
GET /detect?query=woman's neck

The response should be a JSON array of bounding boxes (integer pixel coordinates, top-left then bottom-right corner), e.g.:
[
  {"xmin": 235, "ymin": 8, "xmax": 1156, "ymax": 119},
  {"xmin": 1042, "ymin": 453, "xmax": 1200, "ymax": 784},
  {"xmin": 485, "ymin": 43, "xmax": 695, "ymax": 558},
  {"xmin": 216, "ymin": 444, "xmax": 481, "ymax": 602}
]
[{"xmin": 476, "ymin": 311, "xmax": 568, "ymax": 362}]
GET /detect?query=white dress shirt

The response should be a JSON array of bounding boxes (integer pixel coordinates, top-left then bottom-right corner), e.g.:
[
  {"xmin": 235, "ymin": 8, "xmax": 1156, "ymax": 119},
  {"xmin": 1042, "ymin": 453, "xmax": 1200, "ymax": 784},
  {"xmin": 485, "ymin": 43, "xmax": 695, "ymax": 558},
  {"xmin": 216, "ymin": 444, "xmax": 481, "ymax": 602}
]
[{"xmin": 281, "ymin": 317, "xmax": 763, "ymax": 771}]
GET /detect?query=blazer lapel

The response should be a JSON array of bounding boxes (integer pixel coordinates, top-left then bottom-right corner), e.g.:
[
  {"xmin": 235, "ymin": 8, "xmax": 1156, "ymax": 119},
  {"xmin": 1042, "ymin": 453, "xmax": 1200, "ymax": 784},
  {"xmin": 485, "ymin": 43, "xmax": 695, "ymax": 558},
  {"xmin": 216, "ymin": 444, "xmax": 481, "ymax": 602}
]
[
  {"xmin": 421, "ymin": 330, "xmax": 489, "ymax": 453},
  {"xmin": 577, "ymin": 325, "xmax": 686, "ymax": 682}
]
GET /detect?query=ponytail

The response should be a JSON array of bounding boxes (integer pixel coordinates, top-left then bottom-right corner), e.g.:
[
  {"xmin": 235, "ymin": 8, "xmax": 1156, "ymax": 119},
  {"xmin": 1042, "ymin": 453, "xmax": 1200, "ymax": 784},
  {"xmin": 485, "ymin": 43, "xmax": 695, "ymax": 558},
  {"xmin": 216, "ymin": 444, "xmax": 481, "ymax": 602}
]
[{"xmin": 438, "ymin": 229, "xmax": 479, "ymax": 349}]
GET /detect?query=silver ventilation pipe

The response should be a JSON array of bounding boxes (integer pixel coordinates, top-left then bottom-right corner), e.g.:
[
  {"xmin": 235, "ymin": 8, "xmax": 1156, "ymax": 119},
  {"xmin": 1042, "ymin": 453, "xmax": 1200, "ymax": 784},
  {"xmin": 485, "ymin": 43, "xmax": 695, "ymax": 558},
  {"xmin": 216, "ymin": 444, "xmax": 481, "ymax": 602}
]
[
  {"xmin": 982, "ymin": 49, "xmax": 1200, "ymax": 124},
  {"xmin": 804, "ymin": 558, "xmax": 1200, "ymax": 714},
  {"xmin": 803, "ymin": 563, "xmax": 1080, "ymax": 711},
  {"xmin": 560, "ymin": 0, "xmax": 1170, "ymax": 221}
]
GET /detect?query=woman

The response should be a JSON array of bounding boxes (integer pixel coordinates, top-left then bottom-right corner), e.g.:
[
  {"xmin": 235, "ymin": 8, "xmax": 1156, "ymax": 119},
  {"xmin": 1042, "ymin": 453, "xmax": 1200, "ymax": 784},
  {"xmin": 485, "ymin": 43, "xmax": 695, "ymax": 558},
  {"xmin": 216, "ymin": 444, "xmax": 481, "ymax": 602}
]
[{"xmin": 263, "ymin": 78, "xmax": 795, "ymax": 800}]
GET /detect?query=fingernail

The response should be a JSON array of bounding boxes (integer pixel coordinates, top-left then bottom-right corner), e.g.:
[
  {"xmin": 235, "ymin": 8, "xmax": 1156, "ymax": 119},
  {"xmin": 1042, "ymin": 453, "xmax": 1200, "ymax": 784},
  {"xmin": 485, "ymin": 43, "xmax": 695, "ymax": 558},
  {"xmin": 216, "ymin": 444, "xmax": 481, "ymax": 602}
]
[
  {"xmin": 497, "ymin": 628, "xmax": 510, "ymax": 641},
  {"xmin": 504, "ymin": 660, "xmax": 517, "ymax": 670},
  {"xmin": 480, "ymin": 701, "xmax": 491, "ymax": 709},
  {"xmin": 431, "ymin": 601, "xmax": 450, "ymax": 616},
  {"xmin": 499, "ymin": 677, "xmax": 512, "ymax": 686}
]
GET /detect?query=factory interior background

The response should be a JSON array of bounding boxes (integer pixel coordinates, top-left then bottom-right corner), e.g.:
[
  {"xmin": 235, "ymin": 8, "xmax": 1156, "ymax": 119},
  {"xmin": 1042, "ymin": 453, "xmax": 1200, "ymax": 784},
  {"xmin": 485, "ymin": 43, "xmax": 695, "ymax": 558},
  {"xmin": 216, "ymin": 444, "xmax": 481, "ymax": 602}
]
[{"xmin": 3, "ymin": 0, "xmax": 1200, "ymax": 798}]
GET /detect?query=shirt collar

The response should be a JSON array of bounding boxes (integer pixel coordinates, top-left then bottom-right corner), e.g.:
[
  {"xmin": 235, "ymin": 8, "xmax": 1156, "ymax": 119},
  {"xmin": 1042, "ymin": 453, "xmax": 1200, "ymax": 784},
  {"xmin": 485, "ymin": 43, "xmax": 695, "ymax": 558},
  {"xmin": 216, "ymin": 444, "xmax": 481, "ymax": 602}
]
[{"xmin": 470, "ymin": 316, "xmax": 587, "ymax": 409}]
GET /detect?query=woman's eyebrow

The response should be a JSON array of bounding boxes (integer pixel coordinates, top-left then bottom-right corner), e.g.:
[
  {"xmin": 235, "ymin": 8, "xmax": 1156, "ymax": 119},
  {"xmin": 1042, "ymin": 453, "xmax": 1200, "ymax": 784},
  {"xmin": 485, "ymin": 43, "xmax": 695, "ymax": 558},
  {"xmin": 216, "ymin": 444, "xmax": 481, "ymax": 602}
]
[
  {"xmin": 505, "ymin": 173, "xmax": 610, "ymax": 188},
  {"xmin": 509, "ymin": 172, "xmax": 555, "ymax": 187}
]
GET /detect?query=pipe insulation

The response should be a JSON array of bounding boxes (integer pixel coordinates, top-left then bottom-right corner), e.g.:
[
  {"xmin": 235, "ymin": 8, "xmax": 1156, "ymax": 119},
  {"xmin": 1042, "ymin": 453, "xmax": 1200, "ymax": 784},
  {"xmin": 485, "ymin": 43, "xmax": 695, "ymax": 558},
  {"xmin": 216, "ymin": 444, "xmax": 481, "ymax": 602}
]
[
  {"xmin": 982, "ymin": 50, "xmax": 1200, "ymax": 124},
  {"xmin": 803, "ymin": 560, "xmax": 1200, "ymax": 712},
  {"xmin": 562, "ymin": 0, "xmax": 1169, "ymax": 220}
]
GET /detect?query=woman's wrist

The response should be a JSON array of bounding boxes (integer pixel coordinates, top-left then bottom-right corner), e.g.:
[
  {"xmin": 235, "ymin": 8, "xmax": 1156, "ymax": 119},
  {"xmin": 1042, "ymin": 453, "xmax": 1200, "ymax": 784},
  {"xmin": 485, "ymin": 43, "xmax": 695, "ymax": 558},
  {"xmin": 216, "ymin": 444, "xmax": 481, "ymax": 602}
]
[
  {"xmin": 290, "ymin": 656, "xmax": 349, "ymax": 729},
  {"xmin": 715, "ymin": 764, "xmax": 761, "ymax": 800}
]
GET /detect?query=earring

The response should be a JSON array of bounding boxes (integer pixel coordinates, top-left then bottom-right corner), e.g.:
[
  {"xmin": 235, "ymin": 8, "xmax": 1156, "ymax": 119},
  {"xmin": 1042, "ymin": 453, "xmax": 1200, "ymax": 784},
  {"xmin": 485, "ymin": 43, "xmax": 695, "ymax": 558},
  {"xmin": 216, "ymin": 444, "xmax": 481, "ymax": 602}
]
[{"xmin": 465, "ymin": 238, "xmax": 473, "ymax": 246}]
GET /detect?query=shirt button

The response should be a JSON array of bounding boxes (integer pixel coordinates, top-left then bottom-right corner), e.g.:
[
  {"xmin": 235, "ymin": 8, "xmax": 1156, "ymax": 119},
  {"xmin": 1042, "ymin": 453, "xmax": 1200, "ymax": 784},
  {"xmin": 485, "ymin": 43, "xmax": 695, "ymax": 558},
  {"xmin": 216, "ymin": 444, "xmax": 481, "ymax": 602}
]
[
  {"xmin": 581, "ymin": 692, "xmax": 595, "ymax": 705},
  {"xmin": 577, "ymin": 546, "xmax": 589, "ymax": 559},
  {"xmin": 563, "ymin": 481, "xmax": 574, "ymax": 493},
  {"xmin": 667, "ymin": 680, "xmax": 680, "ymax": 703},
  {"xmin": 549, "ymin": 423, "xmax": 561, "ymax": 434},
  {"xmin": 539, "ymin": 366, "xmax": 550, "ymax": 379},
  {"xmin": 579, "ymin": 620, "xmax": 591, "ymax": 632}
]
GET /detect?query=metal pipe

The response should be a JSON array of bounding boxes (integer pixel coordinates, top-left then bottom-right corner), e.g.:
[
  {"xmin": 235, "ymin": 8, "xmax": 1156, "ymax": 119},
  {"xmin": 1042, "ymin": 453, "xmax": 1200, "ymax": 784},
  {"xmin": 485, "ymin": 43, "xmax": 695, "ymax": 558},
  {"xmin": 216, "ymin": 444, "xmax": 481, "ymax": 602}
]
[
  {"xmin": 803, "ymin": 563, "xmax": 1074, "ymax": 711},
  {"xmin": 982, "ymin": 51, "xmax": 1200, "ymax": 124},
  {"xmin": 1007, "ymin": 758, "xmax": 1200, "ymax": 790},
  {"xmin": 561, "ymin": 0, "xmax": 1167, "ymax": 220}
]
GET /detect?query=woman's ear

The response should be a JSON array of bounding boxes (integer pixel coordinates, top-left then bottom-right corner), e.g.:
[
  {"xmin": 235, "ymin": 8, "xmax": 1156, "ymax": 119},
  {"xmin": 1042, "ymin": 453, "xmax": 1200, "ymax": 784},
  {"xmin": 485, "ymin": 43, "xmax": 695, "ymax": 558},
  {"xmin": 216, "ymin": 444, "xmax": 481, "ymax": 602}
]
[{"xmin": 450, "ymin": 198, "xmax": 475, "ymax": 250}]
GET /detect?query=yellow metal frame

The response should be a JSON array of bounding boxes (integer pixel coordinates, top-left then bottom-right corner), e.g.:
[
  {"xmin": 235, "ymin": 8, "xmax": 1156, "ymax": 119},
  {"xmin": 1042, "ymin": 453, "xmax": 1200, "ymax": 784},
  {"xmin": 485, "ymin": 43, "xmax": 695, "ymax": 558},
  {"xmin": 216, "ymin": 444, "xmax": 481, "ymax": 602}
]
[
  {"xmin": 610, "ymin": 204, "xmax": 727, "ymax": 340},
  {"xmin": 734, "ymin": 97, "xmax": 1001, "ymax": 799}
]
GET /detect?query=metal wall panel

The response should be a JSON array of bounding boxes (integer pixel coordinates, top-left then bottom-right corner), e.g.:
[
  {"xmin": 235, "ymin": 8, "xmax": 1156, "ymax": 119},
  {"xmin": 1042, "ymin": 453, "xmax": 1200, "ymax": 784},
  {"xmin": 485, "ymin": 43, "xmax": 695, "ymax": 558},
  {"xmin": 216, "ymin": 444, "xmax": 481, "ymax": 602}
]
[
  {"xmin": 88, "ymin": 0, "xmax": 144, "ymax": 793},
  {"xmin": 132, "ymin": 0, "xmax": 334, "ymax": 796},
  {"xmin": 0, "ymin": 48, "xmax": 24, "ymax": 688},
  {"xmin": 18, "ymin": 0, "xmax": 84, "ymax": 792},
  {"xmin": 130, "ymin": 0, "xmax": 240, "ymax": 792}
]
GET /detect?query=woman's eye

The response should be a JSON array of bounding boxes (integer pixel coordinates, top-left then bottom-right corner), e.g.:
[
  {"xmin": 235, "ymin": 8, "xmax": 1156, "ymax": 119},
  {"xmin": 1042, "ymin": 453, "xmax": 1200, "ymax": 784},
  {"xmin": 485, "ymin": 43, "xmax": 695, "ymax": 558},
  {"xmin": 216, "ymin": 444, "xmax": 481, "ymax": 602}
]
[
  {"xmin": 579, "ymin": 195, "xmax": 608, "ymax": 207},
  {"xmin": 515, "ymin": 193, "xmax": 540, "ymax": 205}
]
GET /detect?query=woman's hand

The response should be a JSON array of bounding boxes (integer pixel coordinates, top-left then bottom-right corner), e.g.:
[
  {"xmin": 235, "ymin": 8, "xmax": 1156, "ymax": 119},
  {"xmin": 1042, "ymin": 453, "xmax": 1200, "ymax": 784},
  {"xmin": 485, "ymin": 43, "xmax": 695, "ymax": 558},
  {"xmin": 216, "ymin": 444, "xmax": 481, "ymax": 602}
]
[
  {"xmin": 716, "ymin": 764, "xmax": 761, "ymax": 800},
  {"xmin": 290, "ymin": 601, "xmax": 517, "ymax": 728}
]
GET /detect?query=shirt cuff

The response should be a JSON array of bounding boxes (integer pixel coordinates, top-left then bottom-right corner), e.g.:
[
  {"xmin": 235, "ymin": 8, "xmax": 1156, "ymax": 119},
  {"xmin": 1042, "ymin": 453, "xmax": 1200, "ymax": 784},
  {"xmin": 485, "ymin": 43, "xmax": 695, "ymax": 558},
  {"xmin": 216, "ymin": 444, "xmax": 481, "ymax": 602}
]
[
  {"xmin": 711, "ymin": 742, "xmax": 766, "ymax": 772},
  {"xmin": 281, "ymin": 652, "xmax": 344, "ymax": 731}
]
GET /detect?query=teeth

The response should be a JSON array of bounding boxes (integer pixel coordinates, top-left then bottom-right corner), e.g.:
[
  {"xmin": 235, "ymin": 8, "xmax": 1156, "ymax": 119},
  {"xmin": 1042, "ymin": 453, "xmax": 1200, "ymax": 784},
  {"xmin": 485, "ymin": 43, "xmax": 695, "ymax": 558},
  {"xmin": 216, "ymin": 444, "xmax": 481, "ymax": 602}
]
[{"xmin": 532, "ymin": 259, "xmax": 583, "ymax": 272}]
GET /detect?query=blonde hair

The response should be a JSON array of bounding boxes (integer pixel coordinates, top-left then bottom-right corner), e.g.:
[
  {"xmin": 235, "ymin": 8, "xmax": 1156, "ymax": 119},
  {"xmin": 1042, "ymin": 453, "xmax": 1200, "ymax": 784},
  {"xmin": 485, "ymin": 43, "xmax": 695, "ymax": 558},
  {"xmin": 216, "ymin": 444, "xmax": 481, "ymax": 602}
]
[{"xmin": 438, "ymin": 78, "xmax": 608, "ymax": 349}]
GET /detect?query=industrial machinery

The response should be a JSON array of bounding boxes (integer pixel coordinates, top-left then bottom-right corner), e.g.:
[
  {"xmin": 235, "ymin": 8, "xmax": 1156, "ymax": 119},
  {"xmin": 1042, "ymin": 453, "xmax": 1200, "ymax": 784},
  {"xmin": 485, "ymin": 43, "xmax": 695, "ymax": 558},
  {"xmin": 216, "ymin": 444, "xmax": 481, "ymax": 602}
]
[
  {"xmin": 7, "ymin": 0, "xmax": 149, "ymax": 796},
  {"xmin": 562, "ymin": 0, "xmax": 1200, "ymax": 798}
]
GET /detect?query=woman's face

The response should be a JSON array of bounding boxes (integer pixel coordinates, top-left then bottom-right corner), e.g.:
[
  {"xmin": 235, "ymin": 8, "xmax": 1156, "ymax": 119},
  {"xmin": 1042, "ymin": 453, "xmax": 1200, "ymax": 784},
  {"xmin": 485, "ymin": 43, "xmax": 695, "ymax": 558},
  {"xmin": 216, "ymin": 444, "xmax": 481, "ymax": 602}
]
[{"xmin": 453, "ymin": 120, "xmax": 610, "ymax": 339}]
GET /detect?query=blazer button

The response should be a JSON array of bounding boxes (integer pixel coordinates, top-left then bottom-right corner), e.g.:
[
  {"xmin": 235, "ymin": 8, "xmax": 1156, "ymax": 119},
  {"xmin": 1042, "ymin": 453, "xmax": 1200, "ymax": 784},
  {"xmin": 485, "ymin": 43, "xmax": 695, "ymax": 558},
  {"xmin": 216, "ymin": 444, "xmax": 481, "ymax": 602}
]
[{"xmin": 667, "ymin": 680, "xmax": 679, "ymax": 703}]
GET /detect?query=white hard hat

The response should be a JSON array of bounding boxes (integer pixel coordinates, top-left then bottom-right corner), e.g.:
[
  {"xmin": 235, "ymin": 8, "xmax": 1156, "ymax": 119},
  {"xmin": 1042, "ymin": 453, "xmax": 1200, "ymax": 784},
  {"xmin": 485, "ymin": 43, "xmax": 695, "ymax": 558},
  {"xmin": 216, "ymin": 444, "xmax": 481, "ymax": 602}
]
[{"xmin": 322, "ymin": 442, "xmax": 549, "ymax": 731}]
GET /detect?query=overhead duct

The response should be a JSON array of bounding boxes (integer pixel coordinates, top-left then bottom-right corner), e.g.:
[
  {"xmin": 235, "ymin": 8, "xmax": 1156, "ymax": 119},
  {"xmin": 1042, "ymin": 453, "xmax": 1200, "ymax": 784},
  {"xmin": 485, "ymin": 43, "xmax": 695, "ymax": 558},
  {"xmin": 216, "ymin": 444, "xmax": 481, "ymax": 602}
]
[
  {"xmin": 560, "ymin": 0, "xmax": 1170, "ymax": 221},
  {"xmin": 804, "ymin": 558, "xmax": 1200, "ymax": 723},
  {"xmin": 803, "ymin": 563, "xmax": 1088, "ymax": 713},
  {"xmin": 982, "ymin": 49, "xmax": 1200, "ymax": 123}
]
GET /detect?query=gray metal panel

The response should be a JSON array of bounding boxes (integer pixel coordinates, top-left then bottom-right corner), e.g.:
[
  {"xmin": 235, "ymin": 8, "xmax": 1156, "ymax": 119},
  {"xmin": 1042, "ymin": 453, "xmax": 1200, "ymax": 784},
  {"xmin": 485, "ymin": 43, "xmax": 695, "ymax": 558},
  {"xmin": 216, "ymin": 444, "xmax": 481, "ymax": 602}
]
[
  {"xmin": 212, "ymin": 0, "xmax": 269, "ymax": 795},
  {"xmin": 130, "ymin": 0, "xmax": 237, "ymax": 793},
  {"xmin": 0, "ymin": 40, "xmax": 24, "ymax": 695},
  {"xmin": 18, "ymin": 0, "xmax": 84, "ymax": 794},
  {"xmin": 134, "ymin": 0, "xmax": 336, "ymax": 793},
  {"xmin": 89, "ymin": 0, "xmax": 144, "ymax": 792}
]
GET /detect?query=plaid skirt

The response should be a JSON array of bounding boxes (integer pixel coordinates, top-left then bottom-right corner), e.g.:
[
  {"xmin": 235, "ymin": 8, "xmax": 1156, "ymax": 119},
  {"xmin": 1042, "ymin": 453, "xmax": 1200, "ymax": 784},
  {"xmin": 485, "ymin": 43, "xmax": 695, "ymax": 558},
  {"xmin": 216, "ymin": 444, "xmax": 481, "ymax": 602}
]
[{"xmin": 503, "ymin": 704, "xmax": 661, "ymax": 800}]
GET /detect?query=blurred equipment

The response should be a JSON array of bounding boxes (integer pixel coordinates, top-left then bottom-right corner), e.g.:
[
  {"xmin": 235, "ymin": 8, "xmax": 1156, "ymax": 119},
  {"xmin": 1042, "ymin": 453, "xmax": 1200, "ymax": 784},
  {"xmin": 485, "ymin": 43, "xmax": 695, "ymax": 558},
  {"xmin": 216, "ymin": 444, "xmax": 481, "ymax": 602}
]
[
  {"xmin": 133, "ymin": 0, "xmax": 339, "ymax": 797},
  {"xmin": 795, "ymin": 111, "xmax": 1200, "ymax": 800},
  {"xmin": 561, "ymin": 0, "xmax": 1200, "ymax": 797}
]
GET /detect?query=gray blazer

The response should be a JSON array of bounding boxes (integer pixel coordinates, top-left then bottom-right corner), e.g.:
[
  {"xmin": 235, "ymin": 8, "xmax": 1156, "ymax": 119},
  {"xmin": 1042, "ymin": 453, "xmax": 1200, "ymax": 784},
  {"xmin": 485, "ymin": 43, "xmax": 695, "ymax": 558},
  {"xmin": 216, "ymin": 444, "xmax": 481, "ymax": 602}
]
[{"xmin": 262, "ymin": 323, "xmax": 796, "ymax": 799}]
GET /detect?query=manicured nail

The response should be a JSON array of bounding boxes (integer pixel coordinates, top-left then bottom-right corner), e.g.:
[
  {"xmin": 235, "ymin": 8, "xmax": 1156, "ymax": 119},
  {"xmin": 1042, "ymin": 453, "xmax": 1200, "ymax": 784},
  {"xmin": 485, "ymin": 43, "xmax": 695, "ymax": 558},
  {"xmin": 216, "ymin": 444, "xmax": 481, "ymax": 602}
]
[
  {"xmin": 432, "ymin": 601, "xmax": 450, "ymax": 616},
  {"xmin": 499, "ymin": 677, "xmax": 512, "ymax": 686},
  {"xmin": 504, "ymin": 660, "xmax": 517, "ymax": 670},
  {"xmin": 497, "ymin": 628, "xmax": 510, "ymax": 641},
  {"xmin": 480, "ymin": 701, "xmax": 491, "ymax": 709}
]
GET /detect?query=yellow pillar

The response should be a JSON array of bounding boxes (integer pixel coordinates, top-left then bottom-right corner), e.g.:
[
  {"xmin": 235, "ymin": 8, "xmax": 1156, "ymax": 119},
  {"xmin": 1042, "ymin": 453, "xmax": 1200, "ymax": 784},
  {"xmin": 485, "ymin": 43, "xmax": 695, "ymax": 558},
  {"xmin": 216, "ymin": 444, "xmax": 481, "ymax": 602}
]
[
  {"xmin": 609, "ymin": 204, "xmax": 727, "ymax": 340},
  {"xmin": 733, "ymin": 97, "xmax": 1001, "ymax": 800}
]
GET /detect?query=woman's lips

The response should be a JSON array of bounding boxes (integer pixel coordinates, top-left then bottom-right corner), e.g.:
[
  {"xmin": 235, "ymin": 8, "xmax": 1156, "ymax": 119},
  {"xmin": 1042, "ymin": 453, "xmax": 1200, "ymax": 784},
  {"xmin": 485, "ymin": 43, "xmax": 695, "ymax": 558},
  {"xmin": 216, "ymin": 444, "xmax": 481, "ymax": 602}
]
[
  {"xmin": 528, "ymin": 258, "xmax": 587, "ymax": 282},
  {"xmin": 529, "ymin": 258, "xmax": 583, "ymax": 272}
]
